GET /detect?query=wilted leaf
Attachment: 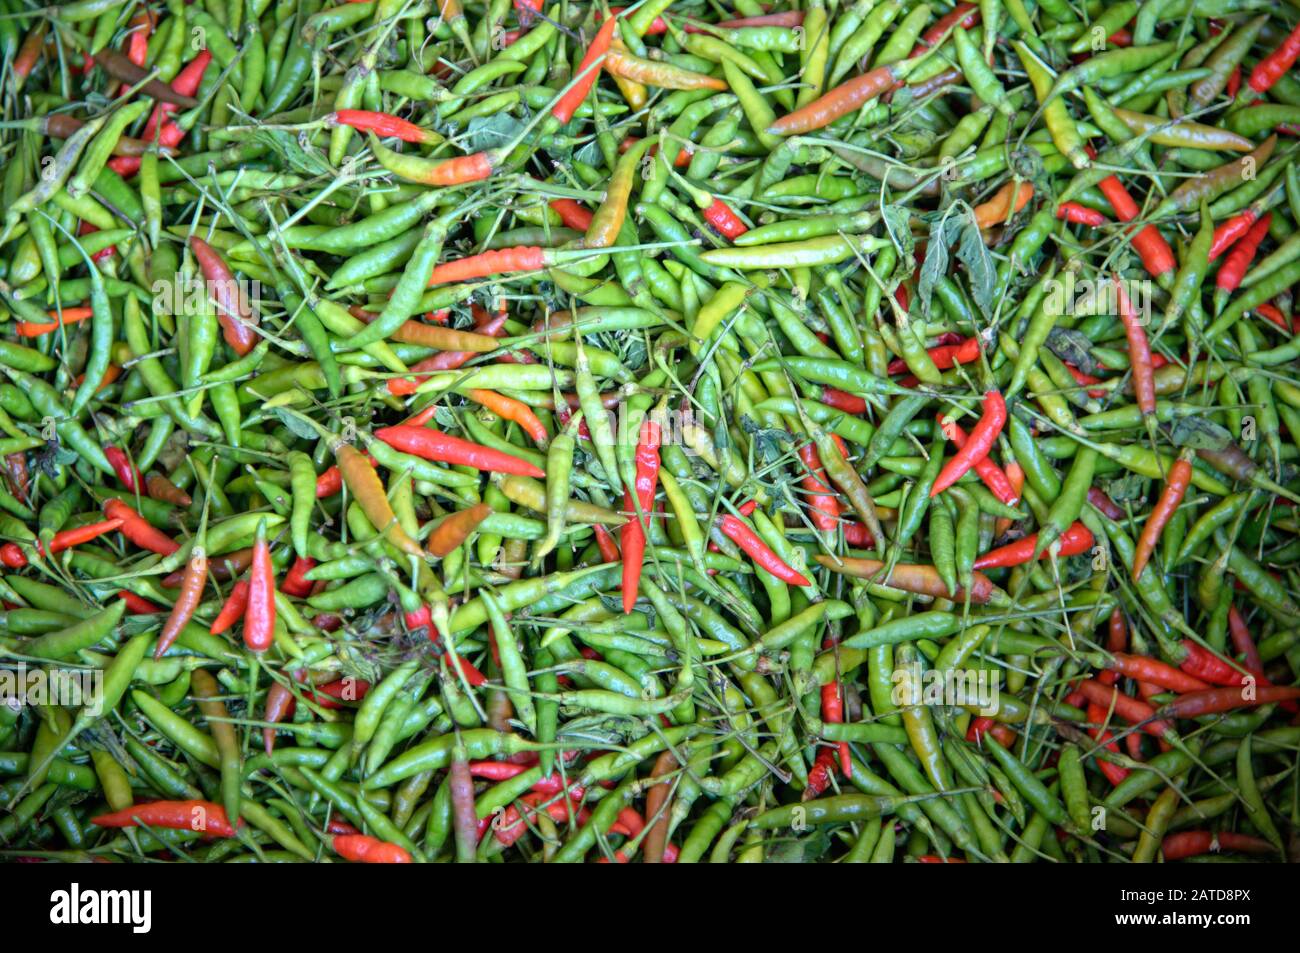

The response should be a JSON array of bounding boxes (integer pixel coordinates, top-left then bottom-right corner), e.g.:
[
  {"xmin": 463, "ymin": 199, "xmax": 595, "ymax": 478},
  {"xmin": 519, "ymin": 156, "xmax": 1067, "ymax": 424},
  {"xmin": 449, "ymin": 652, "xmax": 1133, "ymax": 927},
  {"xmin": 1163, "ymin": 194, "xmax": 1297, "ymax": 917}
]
[
  {"xmin": 1168, "ymin": 415, "xmax": 1233, "ymax": 451},
  {"xmin": 1045, "ymin": 328, "xmax": 1099, "ymax": 375}
]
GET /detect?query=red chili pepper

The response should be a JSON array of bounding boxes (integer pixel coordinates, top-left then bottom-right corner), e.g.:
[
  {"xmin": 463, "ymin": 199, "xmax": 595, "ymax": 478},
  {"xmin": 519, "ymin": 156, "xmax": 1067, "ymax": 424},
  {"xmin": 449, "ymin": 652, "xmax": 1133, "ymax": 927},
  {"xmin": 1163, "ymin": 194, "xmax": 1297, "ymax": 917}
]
[
  {"xmin": 210, "ymin": 579, "xmax": 250, "ymax": 635},
  {"xmin": 1209, "ymin": 209, "xmax": 1258, "ymax": 261},
  {"xmin": 189, "ymin": 236, "xmax": 259, "ymax": 356},
  {"xmin": 552, "ymin": 17, "xmax": 619, "ymax": 125},
  {"xmin": 1105, "ymin": 653, "xmax": 1210, "ymax": 694},
  {"xmin": 1114, "ymin": 275, "xmax": 1156, "ymax": 416},
  {"xmin": 887, "ymin": 336, "xmax": 980, "ymax": 375},
  {"xmin": 154, "ymin": 542, "xmax": 206, "ymax": 659},
  {"xmin": 373, "ymin": 425, "xmax": 545, "ymax": 477},
  {"xmin": 305, "ymin": 677, "xmax": 373, "ymax": 708},
  {"xmin": 108, "ymin": 50, "xmax": 211, "ymax": 177},
  {"xmin": 909, "ymin": 2, "xmax": 979, "ymax": 56},
  {"xmin": 973, "ymin": 521, "xmax": 1093, "ymax": 569},
  {"xmin": 1215, "ymin": 212, "xmax": 1272, "ymax": 296},
  {"xmin": 1087, "ymin": 486, "xmax": 1125, "ymax": 519},
  {"xmin": 118, "ymin": 590, "xmax": 163, "ymax": 614},
  {"xmin": 701, "ymin": 198, "xmax": 748, "ymax": 239},
  {"xmin": 1063, "ymin": 362, "xmax": 1108, "ymax": 398},
  {"xmin": 243, "ymin": 523, "xmax": 276, "ymax": 653},
  {"xmin": 468, "ymin": 761, "xmax": 530, "ymax": 781},
  {"xmin": 1076, "ymin": 679, "xmax": 1174, "ymax": 737},
  {"xmin": 797, "ymin": 443, "xmax": 841, "ymax": 531},
  {"xmin": 593, "ymin": 523, "xmax": 620, "ymax": 562},
  {"xmin": 332, "ymin": 834, "xmax": 412, "ymax": 863},
  {"xmin": 4, "ymin": 452, "xmax": 28, "ymax": 504},
  {"xmin": 1083, "ymin": 702, "xmax": 1131, "ymax": 786},
  {"xmin": 0, "ymin": 518, "xmax": 124, "ymax": 568},
  {"xmin": 1162, "ymin": 830, "xmax": 1275, "ymax": 861},
  {"xmin": 332, "ymin": 109, "xmax": 439, "ymax": 144},
  {"xmin": 1090, "ymin": 148, "xmax": 1176, "ymax": 280},
  {"xmin": 620, "ymin": 419, "xmax": 662, "ymax": 612},
  {"xmin": 280, "ymin": 556, "xmax": 316, "ymax": 598},
  {"xmin": 103, "ymin": 446, "xmax": 142, "ymax": 492},
  {"xmin": 1098, "ymin": 610, "xmax": 1127, "ymax": 688},
  {"xmin": 549, "ymin": 198, "xmax": 594, "ymax": 231},
  {"xmin": 804, "ymin": 747, "xmax": 838, "ymax": 798},
  {"xmin": 91, "ymin": 800, "xmax": 240, "ymax": 837},
  {"xmin": 1248, "ymin": 21, "xmax": 1300, "ymax": 94},
  {"xmin": 716, "ymin": 513, "xmax": 812, "ymax": 586},
  {"xmin": 1056, "ymin": 201, "xmax": 1107, "ymax": 227},
  {"xmin": 820, "ymin": 386, "xmax": 868, "ymax": 414},
  {"xmin": 262, "ymin": 678, "xmax": 297, "ymax": 754},
  {"xmin": 1132, "ymin": 452, "xmax": 1193, "ymax": 579},
  {"xmin": 820, "ymin": 680, "xmax": 851, "ymax": 776},
  {"xmin": 934, "ymin": 397, "xmax": 1017, "ymax": 504},
  {"xmin": 325, "ymin": 817, "xmax": 360, "ymax": 836},
  {"xmin": 966, "ymin": 716, "xmax": 1016, "ymax": 748},
  {"xmin": 1254, "ymin": 302, "xmax": 1292, "ymax": 333},
  {"xmin": 104, "ymin": 498, "xmax": 179, "ymax": 555},
  {"xmin": 406, "ymin": 604, "xmax": 489, "ymax": 685},
  {"xmin": 1159, "ymin": 685, "xmax": 1300, "ymax": 719}
]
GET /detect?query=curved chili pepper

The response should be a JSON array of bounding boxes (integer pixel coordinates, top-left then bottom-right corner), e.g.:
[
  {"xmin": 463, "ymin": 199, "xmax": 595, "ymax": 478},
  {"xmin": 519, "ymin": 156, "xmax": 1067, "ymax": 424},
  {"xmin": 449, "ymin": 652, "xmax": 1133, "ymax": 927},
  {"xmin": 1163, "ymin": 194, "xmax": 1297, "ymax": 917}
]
[
  {"xmin": 932, "ymin": 391, "xmax": 1009, "ymax": 498},
  {"xmin": 717, "ymin": 513, "xmax": 811, "ymax": 586}
]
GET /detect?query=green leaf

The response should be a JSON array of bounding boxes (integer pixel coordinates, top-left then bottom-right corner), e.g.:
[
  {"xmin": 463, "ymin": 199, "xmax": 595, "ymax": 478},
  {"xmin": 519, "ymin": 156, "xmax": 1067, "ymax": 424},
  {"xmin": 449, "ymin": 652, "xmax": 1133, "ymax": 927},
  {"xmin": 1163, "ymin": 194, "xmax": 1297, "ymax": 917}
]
[
  {"xmin": 881, "ymin": 204, "xmax": 914, "ymax": 263},
  {"xmin": 252, "ymin": 129, "xmax": 332, "ymax": 178},
  {"xmin": 956, "ymin": 211, "xmax": 996, "ymax": 320},
  {"xmin": 917, "ymin": 214, "xmax": 955, "ymax": 319},
  {"xmin": 273, "ymin": 407, "xmax": 321, "ymax": 441},
  {"xmin": 465, "ymin": 112, "xmax": 526, "ymax": 153}
]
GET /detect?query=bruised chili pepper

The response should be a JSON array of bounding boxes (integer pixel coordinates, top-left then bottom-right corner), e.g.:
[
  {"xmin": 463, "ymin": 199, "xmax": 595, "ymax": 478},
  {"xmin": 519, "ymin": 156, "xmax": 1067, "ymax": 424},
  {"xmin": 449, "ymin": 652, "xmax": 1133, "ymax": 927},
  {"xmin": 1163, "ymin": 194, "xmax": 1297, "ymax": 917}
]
[
  {"xmin": 145, "ymin": 472, "xmax": 192, "ymax": 507},
  {"xmin": 190, "ymin": 237, "xmax": 259, "ymax": 357}
]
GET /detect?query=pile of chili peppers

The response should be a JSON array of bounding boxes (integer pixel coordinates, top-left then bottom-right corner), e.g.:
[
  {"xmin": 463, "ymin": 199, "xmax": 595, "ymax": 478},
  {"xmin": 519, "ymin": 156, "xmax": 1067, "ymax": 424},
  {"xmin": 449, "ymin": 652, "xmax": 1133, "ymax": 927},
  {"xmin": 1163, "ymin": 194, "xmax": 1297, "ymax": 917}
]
[{"xmin": 1, "ymin": 0, "xmax": 1300, "ymax": 865}]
